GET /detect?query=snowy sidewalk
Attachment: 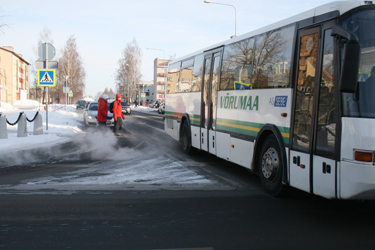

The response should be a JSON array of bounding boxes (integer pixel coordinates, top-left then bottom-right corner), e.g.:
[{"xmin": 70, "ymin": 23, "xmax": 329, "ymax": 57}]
[{"xmin": 0, "ymin": 101, "xmax": 83, "ymax": 154}]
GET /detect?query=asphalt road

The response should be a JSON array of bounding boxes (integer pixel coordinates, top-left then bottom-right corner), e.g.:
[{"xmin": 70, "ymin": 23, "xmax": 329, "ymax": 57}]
[{"xmin": 1, "ymin": 110, "xmax": 375, "ymax": 249}]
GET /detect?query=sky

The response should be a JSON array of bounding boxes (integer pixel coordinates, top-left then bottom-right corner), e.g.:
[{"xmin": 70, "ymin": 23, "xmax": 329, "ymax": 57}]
[{"xmin": 0, "ymin": 0, "xmax": 341, "ymax": 98}]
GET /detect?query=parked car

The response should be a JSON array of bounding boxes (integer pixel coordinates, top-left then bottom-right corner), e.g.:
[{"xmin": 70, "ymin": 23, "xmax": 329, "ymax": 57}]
[
  {"xmin": 147, "ymin": 101, "xmax": 155, "ymax": 108},
  {"xmin": 158, "ymin": 102, "xmax": 165, "ymax": 114},
  {"xmin": 121, "ymin": 101, "xmax": 131, "ymax": 115},
  {"xmin": 83, "ymin": 101, "xmax": 114, "ymax": 128},
  {"xmin": 76, "ymin": 100, "xmax": 86, "ymax": 109}
]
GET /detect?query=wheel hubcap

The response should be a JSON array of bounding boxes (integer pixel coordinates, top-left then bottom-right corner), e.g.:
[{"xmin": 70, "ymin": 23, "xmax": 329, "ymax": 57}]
[{"xmin": 261, "ymin": 148, "xmax": 279, "ymax": 180}]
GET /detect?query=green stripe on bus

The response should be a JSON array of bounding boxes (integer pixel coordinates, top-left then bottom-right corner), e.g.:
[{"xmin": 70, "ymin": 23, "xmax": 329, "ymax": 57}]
[
  {"xmin": 189, "ymin": 114, "xmax": 201, "ymax": 125},
  {"xmin": 164, "ymin": 112, "xmax": 201, "ymax": 125},
  {"xmin": 164, "ymin": 111, "xmax": 179, "ymax": 120},
  {"xmin": 165, "ymin": 114, "xmax": 289, "ymax": 144},
  {"xmin": 217, "ymin": 118, "xmax": 290, "ymax": 144}
]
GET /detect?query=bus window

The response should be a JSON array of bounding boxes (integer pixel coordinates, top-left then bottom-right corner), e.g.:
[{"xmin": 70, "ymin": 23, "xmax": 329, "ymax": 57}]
[
  {"xmin": 292, "ymin": 31, "xmax": 319, "ymax": 152},
  {"xmin": 211, "ymin": 54, "xmax": 221, "ymax": 130},
  {"xmin": 191, "ymin": 54, "xmax": 204, "ymax": 92},
  {"xmin": 220, "ymin": 24, "xmax": 295, "ymax": 90},
  {"xmin": 252, "ymin": 25, "xmax": 294, "ymax": 89},
  {"xmin": 220, "ymin": 38, "xmax": 255, "ymax": 90},
  {"xmin": 342, "ymin": 9, "xmax": 375, "ymax": 118},
  {"xmin": 316, "ymin": 29, "xmax": 336, "ymax": 156},
  {"xmin": 202, "ymin": 57, "xmax": 212, "ymax": 128},
  {"xmin": 167, "ymin": 61, "xmax": 181, "ymax": 94},
  {"xmin": 177, "ymin": 58, "xmax": 194, "ymax": 93}
]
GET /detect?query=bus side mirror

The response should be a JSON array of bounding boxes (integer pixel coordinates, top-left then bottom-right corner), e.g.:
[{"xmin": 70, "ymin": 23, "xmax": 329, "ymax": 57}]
[
  {"xmin": 340, "ymin": 41, "xmax": 361, "ymax": 93},
  {"xmin": 332, "ymin": 25, "xmax": 361, "ymax": 93}
]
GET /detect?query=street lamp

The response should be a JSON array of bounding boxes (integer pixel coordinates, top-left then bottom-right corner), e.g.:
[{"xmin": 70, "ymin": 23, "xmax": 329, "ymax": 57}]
[
  {"xmin": 64, "ymin": 75, "xmax": 69, "ymax": 110},
  {"xmin": 146, "ymin": 47, "xmax": 165, "ymax": 60},
  {"xmin": 204, "ymin": 0, "xmax": 237, "ymax": 38},
  {"xmin": 142, "ymin": 84, "xmax": 145, "ymax": 105}
]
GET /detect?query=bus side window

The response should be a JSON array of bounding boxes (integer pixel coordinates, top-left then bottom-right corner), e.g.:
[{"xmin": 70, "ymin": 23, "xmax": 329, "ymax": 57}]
[
  {"xmin": 220, "ymin": 25, "xmax": 294, "ymax": 90},
  {"xmin": 167, "ymin": 62, "xmax": 181, "ymax": 94},
  {"xmin": 252, "ymin": 26, "xmax": 295, "ymax": 89},
  {"xmin": 316, "ymin": 29, "xmax": 336, "ymax": 156},
  {"xmin": 220, "ymin": 38, "xmax": 255, "ymax": 91},
  {"xmin": 191, "ymin": 54, "xmax": 204, "ymax": 92}
]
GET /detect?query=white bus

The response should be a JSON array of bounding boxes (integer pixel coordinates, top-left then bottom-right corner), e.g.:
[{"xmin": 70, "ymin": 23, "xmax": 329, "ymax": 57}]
[{"xmin": 164, "ymin": 1, "xmax": 375, "ymax": 199}]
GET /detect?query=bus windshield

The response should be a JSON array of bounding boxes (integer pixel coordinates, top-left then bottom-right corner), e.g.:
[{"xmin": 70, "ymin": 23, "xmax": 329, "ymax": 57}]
[{"xmin": 342, "ymin": 8, "xmax": 375, "ymax": 118}]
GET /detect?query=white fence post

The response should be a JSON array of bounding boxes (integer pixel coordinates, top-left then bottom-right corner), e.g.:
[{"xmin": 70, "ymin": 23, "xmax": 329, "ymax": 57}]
[
  {"xmin": 33, "ymin": 113, "xmax": 43, "ymax": 135},
  {"xmin": 17, "ymin": 113, "xmax": 27, "ymax": 137},
  {"xmin": 0, "ymin": 114, "xmax": 7, "ymax": 139}
]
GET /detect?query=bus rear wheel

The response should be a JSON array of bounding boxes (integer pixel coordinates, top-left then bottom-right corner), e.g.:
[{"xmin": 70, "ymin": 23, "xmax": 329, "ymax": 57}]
[{"xmin": 259, "ymin": 134, "xmax": 284, "ymax": 196}]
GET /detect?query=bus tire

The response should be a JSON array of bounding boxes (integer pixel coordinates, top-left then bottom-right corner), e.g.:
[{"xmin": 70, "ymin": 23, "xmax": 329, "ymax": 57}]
[
  {"xmin": 259, "ymin": 134, "xmax": 284, "ymax": 196},
  {"xmin": 181, "ymin": 121, "xmax": 194, "ymax": 155}
]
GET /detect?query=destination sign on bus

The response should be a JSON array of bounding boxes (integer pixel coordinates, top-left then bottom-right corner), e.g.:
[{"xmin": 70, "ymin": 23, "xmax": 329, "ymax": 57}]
[{"xmin": 220, "ymin": 94, "xmax": 259, "ymax": 111}]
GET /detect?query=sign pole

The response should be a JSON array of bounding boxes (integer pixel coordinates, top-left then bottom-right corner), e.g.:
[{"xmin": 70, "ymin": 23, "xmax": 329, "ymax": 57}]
[
  {"xmin": 45, "ymin": 42, "xmax": 49, "ymax": 130},
  {"xmin": 36, "ymin": 42, "xmax": 56, "ymax": 131},
  {"xmin": 65, "ymin": 76, "xmax": 68, "ymax": 110}
]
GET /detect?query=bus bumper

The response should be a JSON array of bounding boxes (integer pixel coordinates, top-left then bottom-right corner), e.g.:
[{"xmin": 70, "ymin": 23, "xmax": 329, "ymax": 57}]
[{"xmin": 339, "ymin": 161, "xmax": 375, "ymax": 199}]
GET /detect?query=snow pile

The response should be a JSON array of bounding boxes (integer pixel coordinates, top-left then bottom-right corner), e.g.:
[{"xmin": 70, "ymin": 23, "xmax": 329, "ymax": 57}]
[
  {"xmin": 0, "ymin": 101, "xmax": 83, "ymax": 153},
  {"xmin": 11, "ymin": 99, "xmax": 40, "ymax": 109},
  {"xmin": 0, "ymin": 101, "xmax": 18, "ymax": 112}
]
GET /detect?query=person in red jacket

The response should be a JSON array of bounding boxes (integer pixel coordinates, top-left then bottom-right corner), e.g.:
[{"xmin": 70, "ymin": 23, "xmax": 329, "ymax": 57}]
[
  {"xmin": 97, "ymin": 94, "xmax": 109, "ymax": 132},
  {"xmin": 113, "ymin": 93, "xmax": 125, "ymax": 136}
]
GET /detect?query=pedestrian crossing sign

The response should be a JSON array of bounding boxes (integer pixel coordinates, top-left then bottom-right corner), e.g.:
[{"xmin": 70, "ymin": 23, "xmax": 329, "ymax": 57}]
[{"xmin": 38, "ymin": 69, "xmax": 56, "ymax": 87}]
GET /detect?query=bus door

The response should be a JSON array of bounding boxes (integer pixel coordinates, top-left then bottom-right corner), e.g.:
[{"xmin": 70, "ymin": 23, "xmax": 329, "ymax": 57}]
[
  {"xmin": 290, "ymin": 24, "xmax": 337, "ymax": 198},
  {"xmin": 201, "ymin": 51, "xmax": 222, "ymax": 154}
]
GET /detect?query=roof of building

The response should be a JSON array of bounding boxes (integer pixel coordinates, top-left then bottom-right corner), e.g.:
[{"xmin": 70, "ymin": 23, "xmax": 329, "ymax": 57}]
[{"xmin": 0, "ymin": 46, "xmax": 30, "ymax": 65}]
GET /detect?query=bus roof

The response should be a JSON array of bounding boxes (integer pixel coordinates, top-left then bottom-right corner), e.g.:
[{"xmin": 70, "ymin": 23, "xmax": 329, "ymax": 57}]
[{"xmin": 170, "ymin": 1, "xmax": 365, "ymax": 64}]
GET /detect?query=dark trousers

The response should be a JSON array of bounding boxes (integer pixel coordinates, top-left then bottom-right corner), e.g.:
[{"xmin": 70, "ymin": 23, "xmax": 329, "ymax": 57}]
[
  {"xmin": 98, "ymin": 122, "xmax": 107, "ymax": 134},
  {"xmin": 115, "ymin": 117, "xmax": 123, "ymax": 134}
]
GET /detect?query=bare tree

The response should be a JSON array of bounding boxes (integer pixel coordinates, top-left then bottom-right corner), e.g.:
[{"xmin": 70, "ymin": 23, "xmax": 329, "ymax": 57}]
[
  {"xmin": 38, "ymin": 27, "xmax": 54, "ymax": 46},
  {"xmin": 108, "ymin": 88, "xmax": 114, "ymax": 98},
  {"xmin": 115, "ymin": 38, "xmax": 142, "ymax": 103},
  {"xmin": 95, "ymin": 88, "xmax": 115, "ymax": 101},
  {"xmin": 0, "ymin": 13, "xmax": 8, "ymax": 34},
  {"xmin": 57, "ymin": 35, "xmax": 86, "ymax": 103}
]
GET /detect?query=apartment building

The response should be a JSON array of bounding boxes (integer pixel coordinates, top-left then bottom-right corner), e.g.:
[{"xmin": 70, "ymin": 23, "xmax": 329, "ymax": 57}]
[
  {"xmin": 138, "ymin": 80, "xmax": 153, "ymax": 104},
  {"xmin": 0, "ymin": 46, "xmax": 30, "ymax": 104},
  {"xmin": 152, "ymin": 58, "xmax": 170, "ymax": 102}
]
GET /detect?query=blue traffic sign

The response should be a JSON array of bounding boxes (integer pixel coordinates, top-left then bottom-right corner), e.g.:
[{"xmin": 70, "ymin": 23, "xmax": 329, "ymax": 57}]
[{"xmin": 38, "ymin": 69, "xmax": 56, "ymax": 87}]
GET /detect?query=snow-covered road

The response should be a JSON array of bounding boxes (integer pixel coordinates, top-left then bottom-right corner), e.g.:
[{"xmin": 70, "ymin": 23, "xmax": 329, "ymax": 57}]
[{"xmin": 1, "ymin": 101, "xmax": 240, "ymax": 194}]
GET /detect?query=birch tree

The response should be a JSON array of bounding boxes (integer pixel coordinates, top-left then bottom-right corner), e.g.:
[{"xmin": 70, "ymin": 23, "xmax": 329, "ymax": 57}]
[
  {"xmin": 115, "ymin": 38, "xmax": 142, "ymax": 103},
  {"xmin": 57, "ymin": 35, "xmax": 86, "ymax": 103}
]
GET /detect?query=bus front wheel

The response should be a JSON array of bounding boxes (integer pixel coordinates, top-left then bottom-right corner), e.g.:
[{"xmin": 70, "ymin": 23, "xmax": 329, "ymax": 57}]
[
  {"xmin": 259, "ymin": 134, "xmax": 284, "ymax": 196},
  {"xmin": 181, "ymin": 122, "xmax": 194, "ymax": 155}
]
